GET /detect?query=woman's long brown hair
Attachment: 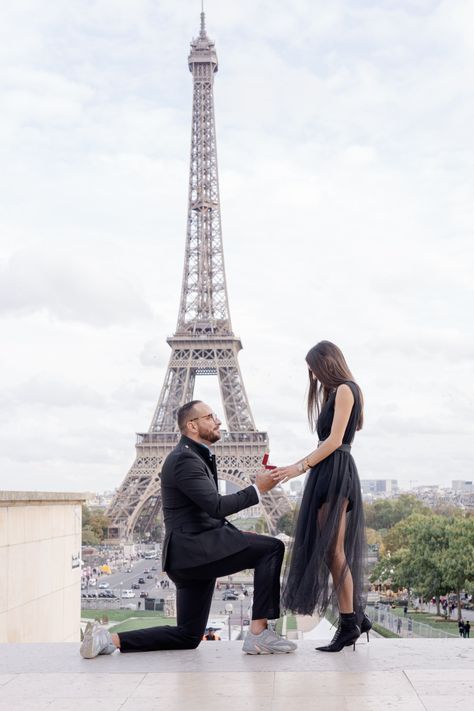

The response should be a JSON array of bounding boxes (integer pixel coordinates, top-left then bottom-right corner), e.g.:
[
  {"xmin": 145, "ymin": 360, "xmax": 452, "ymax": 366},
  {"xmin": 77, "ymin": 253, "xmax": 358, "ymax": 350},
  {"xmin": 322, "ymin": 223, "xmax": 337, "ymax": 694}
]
[{"xmin": 306, "ymin": 340, "xmax": 364, "ymax": 432}]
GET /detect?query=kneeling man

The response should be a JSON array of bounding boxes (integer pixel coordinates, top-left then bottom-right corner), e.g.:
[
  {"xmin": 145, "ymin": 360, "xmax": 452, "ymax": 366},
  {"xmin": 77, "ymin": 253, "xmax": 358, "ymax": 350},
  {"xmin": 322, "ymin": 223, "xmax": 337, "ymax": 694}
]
[{"xmin": 81, "ymin": 400, "xmax": 296, "ymax": 657}]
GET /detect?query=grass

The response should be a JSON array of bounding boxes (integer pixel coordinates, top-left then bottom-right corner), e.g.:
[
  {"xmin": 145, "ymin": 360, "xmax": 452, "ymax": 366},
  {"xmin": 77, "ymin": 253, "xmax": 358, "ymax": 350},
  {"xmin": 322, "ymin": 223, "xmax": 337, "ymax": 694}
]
[
  {"xmin": 372, "ymin": 623, "xmax": 399, "ymax": 638},
  {"xmin": 275, "ymin": 615, "xmax": 297, "ymax": 635},
  {"xmin": 109, "ymin": 617, "xmax": 176, "ymax": 634},
  {"xmin": 81, "ymin": 608, "xmax": 176, "ymax": 633},
  {"xmin": 81, "ymin": 609, "xmax": 165, "ymax": 622},
  {"xmin": 387, "ymin": 606, "xmax": 461, "ymax": 635}
]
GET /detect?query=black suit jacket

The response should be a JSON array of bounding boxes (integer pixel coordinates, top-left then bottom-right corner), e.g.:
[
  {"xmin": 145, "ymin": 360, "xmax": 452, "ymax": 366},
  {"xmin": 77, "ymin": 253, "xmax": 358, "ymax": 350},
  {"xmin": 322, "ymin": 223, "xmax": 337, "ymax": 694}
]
[{"xmin": 160, "ymin": 435, "xmax": 259, "ymax": 571}]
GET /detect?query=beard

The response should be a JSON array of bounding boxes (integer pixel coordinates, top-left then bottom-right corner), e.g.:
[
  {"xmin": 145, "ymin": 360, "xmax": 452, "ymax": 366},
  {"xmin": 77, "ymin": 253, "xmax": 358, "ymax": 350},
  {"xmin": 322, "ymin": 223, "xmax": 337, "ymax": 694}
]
[{"xmin": 204, "ymin": 428, "xmax": 221, "ymax": 444}]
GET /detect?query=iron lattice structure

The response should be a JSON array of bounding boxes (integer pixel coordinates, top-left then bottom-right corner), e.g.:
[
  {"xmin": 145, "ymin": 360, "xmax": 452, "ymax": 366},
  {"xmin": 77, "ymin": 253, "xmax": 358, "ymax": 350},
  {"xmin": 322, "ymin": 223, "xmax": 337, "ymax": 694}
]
[{"xmin": 107, "ymin": 14, "xmax": 290, "ymax": 540}]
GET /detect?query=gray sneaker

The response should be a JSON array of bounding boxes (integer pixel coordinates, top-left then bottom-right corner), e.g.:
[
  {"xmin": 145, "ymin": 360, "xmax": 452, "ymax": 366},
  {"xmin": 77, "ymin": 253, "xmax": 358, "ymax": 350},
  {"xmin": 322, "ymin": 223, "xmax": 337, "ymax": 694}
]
[
  {"xmin": 242, "ymin": 627, "xmax": 297, "ymax": 655},
  {"xmin": 80, "ymin": 621, "xmax": 117, "ymax": 659}
]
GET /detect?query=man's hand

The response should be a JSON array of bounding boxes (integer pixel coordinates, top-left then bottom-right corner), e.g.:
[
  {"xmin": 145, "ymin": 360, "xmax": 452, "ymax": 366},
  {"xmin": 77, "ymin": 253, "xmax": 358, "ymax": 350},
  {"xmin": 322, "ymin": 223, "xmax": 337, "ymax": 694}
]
[{"xmin": 256, "ymin": 469, "xmax": 279, "ymax": 494}]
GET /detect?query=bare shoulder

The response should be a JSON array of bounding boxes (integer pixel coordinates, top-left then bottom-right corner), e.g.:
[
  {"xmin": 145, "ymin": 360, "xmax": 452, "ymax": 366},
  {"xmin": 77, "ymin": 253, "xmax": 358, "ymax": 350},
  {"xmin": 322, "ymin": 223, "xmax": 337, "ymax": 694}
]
[{"xmin": 335, "ymin": 383, "xmax": 355, "ymax": 405}]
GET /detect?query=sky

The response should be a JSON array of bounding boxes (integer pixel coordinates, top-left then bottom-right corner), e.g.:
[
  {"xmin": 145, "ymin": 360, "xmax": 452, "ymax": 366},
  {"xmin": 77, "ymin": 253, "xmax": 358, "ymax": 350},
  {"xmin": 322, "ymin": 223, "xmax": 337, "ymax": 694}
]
[{"xmin": 0, "ymin": 0, "xmax": 473, "ymax": 496}]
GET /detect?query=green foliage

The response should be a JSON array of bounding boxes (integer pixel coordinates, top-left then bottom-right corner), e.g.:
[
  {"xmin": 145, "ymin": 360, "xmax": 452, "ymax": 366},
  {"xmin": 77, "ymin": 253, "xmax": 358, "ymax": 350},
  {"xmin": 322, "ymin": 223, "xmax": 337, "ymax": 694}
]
[
  {"xmin": 277, "ymin": 512, "xmax": 295, "ymax": 536},
  {"xmin": 364, "ymin": 495, "xmax": 429, "ymax": 531},
  {"xmin": 441, "ymin": 516, "xmax": 474, "ymax": 618},
  {"xmin": 81, "ymin": 504, "xmax": 110, "ymax": 545},
  {"xmin": 371, "ymin": 513, "xmax": 474, "ymax": 617},
  {"xmin": 81, "ymin": 526, "xmax": 101, "ymax": 546}
]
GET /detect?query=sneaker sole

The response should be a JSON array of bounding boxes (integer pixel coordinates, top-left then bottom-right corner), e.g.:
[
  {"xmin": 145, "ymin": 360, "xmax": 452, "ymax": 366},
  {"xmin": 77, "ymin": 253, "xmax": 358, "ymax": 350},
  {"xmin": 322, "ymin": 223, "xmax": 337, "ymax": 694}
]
[
  {"xmin": 80, "ymin": 622, "xmax": 99, "ymax": 659},
  {"xmin": 243, "ymin": 645, "xmax": 294, "ymax": 655}
]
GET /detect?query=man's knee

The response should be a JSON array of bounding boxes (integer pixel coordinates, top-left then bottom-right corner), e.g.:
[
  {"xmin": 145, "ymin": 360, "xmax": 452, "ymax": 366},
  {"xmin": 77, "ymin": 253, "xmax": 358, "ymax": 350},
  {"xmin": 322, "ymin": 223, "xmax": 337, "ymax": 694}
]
[
  {"xmin": 176, "ymin": 631, "xmax": 202, "ymax": 649},
  {"xmin": 185, "ymin": 635, "xmax": 202, "ymax": 650},
  {"xmin": 271, "ymin": 537, "xmax": 285, "ymax": 558}
]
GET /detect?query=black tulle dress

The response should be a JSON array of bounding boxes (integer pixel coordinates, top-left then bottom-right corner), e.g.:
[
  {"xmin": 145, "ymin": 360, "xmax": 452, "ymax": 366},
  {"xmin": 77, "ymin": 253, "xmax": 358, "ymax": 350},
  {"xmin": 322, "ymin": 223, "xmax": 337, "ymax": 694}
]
[{"xmin": 282, "ymin": 380, "xmax": 366, "ymax": 616}]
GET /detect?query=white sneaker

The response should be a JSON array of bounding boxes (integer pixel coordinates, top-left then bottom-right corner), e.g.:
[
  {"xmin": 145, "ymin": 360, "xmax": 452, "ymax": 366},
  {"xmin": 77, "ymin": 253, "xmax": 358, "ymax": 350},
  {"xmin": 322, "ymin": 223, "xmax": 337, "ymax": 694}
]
[
  {"xmin": 242, "ymin": 628, "xmax": 297, "ymax": 654},
  {"xmin": 80, "ymin": 621, "xmax": 117, "ymax": 659}
]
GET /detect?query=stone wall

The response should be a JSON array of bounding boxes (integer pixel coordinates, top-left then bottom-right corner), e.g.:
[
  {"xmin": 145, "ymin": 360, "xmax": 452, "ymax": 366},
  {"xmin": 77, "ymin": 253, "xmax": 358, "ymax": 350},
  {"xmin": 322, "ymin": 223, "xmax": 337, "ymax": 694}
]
[{"xmin": 0, "ymin": 491, "xmax": 86, "ymax": 642}]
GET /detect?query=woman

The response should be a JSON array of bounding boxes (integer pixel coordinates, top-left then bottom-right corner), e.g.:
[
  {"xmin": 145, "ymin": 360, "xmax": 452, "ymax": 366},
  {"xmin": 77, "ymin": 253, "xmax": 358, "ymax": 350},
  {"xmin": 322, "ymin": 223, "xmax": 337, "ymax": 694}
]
[{"xmin": 271, "ymin": 340, "xmax": 370, "ymax": 652}]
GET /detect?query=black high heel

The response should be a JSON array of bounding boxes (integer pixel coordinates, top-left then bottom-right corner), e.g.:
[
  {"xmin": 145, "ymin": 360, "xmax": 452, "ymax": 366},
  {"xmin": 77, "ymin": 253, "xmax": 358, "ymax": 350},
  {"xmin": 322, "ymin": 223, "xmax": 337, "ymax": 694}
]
[
  {"xmin": 360, "ymin": 613, "xmax": 372, "ymax": 642},
  {"xmin": 315, "ymin": 615, "xmax": 361, "ymax": 653}
]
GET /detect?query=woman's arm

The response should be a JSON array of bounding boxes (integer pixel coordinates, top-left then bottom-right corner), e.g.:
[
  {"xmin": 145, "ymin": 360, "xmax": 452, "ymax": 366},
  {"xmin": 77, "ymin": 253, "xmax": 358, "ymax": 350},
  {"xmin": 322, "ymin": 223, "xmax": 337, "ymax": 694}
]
[{"xmin": 271, "ymin": 383, "xmax": 354, "ymax": 484}]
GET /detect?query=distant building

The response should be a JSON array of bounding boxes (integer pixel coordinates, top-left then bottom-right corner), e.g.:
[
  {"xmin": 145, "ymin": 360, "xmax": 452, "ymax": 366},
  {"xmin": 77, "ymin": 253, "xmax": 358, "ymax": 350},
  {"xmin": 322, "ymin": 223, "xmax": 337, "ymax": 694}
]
[
  {"xmin": 360, "ymin": 479, "xmax": 398, "ymax": 497},
  {"xmin": 452, "ymin": 480, "xmax": 474, "ymax": 493}
]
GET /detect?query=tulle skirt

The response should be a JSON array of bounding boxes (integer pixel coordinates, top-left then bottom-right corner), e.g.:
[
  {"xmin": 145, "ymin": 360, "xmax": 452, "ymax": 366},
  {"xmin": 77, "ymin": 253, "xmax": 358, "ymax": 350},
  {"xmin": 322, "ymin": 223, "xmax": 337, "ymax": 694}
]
[{"xmin": 281, "ymin": 449, "xmax": 367, "ymax": 616}]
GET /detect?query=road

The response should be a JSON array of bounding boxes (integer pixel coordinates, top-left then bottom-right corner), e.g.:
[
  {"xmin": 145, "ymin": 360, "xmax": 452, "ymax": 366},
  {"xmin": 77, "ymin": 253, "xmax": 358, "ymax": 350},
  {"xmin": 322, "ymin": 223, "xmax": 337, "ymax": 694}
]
[{"xmin": 83, "ymin": 557, "xmax": 253, "ymax": 624}]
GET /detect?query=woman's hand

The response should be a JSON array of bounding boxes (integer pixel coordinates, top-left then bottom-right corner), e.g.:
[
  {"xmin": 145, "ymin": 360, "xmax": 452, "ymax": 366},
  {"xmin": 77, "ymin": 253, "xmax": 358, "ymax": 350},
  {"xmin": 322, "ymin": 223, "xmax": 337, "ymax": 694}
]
[{"xmin": 270, "ymin": 464, "xmax": 300, "ymax": 484}]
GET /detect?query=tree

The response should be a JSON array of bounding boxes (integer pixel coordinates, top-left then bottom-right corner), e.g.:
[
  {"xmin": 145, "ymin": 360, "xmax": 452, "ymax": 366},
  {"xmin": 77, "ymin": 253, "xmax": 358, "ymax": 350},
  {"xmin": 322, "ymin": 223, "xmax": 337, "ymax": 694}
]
[
  {"xmin": 364, "ymin": 495, "xmax": 429, "ymax": 531},
  {"xmin": 442, "ymin": 517, "xmax": 474, "ymax": 620},
  {"xmin": 82, "ymin": 504, "xmax": 110, "ymax": 544},
  {"xmin": 372, "ymin": 513, "xmax": 449, "ymax": 613},
  {"xmin": 277, "ymin": 512, "xmax": 295, "ymax": 536},
  {"xmin": 82, "ymin": 526, "xmax": 101, "ymax": 546}
]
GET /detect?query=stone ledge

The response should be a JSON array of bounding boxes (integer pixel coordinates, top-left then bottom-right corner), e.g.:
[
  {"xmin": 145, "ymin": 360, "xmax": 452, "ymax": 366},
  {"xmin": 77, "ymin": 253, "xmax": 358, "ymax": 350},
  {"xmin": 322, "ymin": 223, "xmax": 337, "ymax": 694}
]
[
  {"xmin": 0, "ymin": 491, "xmax": 87, "ymax": 506},
  {"xmin": 0, "ymin": 640, "xmax": 473, "ymax": 711}
]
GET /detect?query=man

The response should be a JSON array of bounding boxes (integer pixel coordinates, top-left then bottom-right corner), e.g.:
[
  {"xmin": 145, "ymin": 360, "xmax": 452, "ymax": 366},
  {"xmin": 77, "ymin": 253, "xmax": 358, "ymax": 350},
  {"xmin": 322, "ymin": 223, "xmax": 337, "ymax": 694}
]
[{"xmin": 81, "ymin": 400, "xmax": 296, "ymax": 658}]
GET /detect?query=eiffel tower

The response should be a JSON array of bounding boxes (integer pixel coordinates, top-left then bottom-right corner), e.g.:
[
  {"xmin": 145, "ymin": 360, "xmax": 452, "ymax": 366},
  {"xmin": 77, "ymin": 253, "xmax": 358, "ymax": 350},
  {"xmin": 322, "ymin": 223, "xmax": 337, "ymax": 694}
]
[{"xmin": 106, "ymin": 12, "xmax": 290, "ymax": 541}]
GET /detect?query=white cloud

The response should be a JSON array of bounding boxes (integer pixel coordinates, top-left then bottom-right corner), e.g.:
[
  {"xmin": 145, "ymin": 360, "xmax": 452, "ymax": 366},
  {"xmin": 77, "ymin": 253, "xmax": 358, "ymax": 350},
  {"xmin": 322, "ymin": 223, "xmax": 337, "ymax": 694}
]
[
  {"xmin": 0, "ymin": 250, "xmax": 153, "ymax": 326},
  {"xmin": 0, "ymin": 0, "xmax": 473, "ymax": 493}
]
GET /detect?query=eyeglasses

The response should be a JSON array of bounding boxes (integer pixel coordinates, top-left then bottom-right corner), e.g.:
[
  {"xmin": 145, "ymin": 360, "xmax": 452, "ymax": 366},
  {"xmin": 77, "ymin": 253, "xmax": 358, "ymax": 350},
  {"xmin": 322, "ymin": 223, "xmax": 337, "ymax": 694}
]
[{"xmin": 189, "ymin": 412, "xmax": 220, "ymax": 423}]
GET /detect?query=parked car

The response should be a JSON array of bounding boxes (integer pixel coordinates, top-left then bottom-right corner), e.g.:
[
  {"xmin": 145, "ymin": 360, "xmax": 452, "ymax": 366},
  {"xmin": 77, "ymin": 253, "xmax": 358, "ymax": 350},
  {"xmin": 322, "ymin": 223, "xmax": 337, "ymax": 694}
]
[
  {"xmin": 138, "ymin": 577, "xmax": 145, "ymax": 584},
  {"xmin": 121, "ymin": 590, "xmax": 135, "ymax": 599},
  {"xmin": 143, "ymin": 569, "xmax": 150, "ymax": 574},
  {"xmin": 98, "ymin": 582, "xmax": 110, "ymax": 589},
  {"xmin": 139, "ymin": 591, "xmax": 149, "ymax": 598},
  {"xmin": 146, "ymin": 575, "xmax": 153, "ymax": 579},
  {"xmin": 131, "ymin": 583, "xmax": 140, "ymax": 590}
]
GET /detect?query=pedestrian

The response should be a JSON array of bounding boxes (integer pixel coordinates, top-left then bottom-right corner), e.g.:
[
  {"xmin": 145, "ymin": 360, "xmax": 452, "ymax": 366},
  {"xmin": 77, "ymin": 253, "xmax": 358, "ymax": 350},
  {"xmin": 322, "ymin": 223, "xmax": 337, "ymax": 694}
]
[
  {"xmin": 458, "ymin": 619, "xmax": 465, "ymax": 638},
  {"xmin": 465, "ymin": 620, "xmax": 470, "ymax": 638},
  {"xmin": 403, "ymin": 605, "xmax": 408, "ymax": 616}
]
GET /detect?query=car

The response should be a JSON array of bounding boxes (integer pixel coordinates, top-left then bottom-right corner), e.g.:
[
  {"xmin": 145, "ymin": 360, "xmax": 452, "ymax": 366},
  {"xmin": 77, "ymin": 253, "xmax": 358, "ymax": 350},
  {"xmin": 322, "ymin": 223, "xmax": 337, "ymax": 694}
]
[
  {"xmin": 131, "ymin": 583, "xmax": 140, "ymax": 590},
  {"xmin": 138, "ymin": 577, "xmax": 145, "ymax": 584},
  {"xmin": 139, "ymin": 591, "xmax": 149, "ymax": 598},
  {"xmin": 143, "ymin": 569, "xmax": 150, "ymax": 574},
  {"xmin": 151, "ymin": 566, "xmax": 157, "ymax": 571},
  {"xmin": 121, "ymin": 590, "xmax": 135, "ymax": 599},
  {"xmin": 222, "ymin": 591, "xmax": 238, "ymax": 600},
  {"xmin": 98, "ymin": 582, "xmax": 110, "ymax": 589},
  {"xmin": 146, "ymin": 574, "xmax": 153, "ymax": 579}
]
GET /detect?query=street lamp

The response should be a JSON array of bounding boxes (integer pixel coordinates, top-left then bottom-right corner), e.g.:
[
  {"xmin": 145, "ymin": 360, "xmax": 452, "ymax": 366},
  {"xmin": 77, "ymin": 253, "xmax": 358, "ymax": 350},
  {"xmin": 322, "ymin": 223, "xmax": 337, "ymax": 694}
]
[
  {"xmin": 225, "ymin": 603, "xmax": 233, "ymax": 641},
  {"xmin": 238, "ymin": 593, "xmax": 245, "ymax": 637}
]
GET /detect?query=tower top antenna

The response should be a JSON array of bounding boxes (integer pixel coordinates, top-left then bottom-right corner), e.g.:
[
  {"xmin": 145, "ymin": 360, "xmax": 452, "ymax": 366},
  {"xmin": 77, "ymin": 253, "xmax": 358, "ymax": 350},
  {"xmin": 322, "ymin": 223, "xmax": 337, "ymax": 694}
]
[{"xmin": 200, "ymin": 1, "xmax": 206, "ymax": 37}]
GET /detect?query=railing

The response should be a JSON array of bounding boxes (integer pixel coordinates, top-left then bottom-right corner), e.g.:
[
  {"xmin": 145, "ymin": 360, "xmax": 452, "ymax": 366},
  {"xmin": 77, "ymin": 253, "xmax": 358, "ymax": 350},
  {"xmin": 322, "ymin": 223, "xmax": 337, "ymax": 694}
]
[
  {"xmin": 369, "ymin": 605, "xmax": 459, "ymax": 639},
  {"xmin": 137, "ymin": 431, "xmax": 268, "ymax": 445}
]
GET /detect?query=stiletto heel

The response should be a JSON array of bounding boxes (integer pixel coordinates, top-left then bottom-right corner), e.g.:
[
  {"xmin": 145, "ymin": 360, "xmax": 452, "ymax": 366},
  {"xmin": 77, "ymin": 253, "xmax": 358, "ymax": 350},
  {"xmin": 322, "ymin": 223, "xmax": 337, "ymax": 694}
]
[
  {"xmin": 357, "ymin": 612, "xmax": 372, "ymax": 642},
  {"xmin": 316, "ymin": 615, "xmax": 361, "ymax": 653},
  {"xmin": 352, "ymin": 640, "xmax": 356, "ymax": 651}
]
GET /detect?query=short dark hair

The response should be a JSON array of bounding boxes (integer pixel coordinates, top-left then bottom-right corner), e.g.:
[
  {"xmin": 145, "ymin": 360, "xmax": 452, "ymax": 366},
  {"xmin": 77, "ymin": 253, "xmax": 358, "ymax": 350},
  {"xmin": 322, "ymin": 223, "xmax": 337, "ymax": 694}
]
[{"xmin": 177, "ymin": 400, "xmax": 202, "ymax": 433}]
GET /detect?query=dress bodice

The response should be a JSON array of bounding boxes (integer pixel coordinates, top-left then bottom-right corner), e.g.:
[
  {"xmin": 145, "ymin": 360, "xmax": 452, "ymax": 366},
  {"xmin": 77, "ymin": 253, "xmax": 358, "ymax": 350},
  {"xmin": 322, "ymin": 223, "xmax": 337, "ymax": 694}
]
[{"xmin": 316, "ymin": 380, "xmax": 361, "ymax": 444}]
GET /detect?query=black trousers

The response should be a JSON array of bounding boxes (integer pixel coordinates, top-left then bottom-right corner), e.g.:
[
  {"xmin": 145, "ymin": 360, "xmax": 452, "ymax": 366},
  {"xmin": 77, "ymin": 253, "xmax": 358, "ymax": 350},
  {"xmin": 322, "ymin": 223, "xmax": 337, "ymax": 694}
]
[{"xmin": 118, "ymin": 533, "xmax": 284, "ymax": 653}]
